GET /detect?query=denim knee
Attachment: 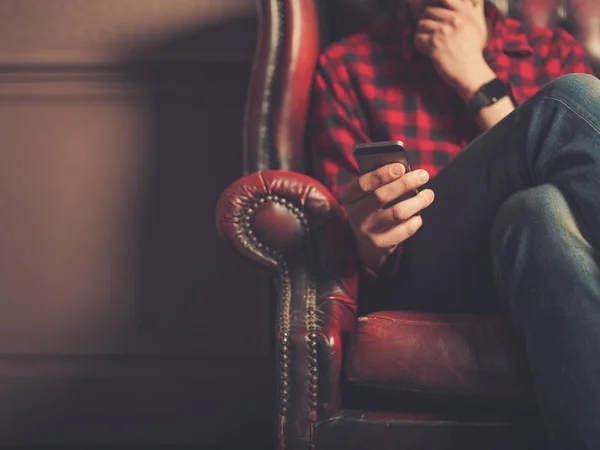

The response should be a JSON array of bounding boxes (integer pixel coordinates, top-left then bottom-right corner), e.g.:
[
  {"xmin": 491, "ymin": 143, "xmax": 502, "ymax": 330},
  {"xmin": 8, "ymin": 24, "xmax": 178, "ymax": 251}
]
[
  {"xmin": 490, "ymin": 184, "xmax": 588, "ymax": 288},
  {"xmin": 491, "ymin": 184, "xmax": 577, "ymax": 249},
  {"xmin": 490, "ymin": 184, "xmax": 593, "ymax": 319}
]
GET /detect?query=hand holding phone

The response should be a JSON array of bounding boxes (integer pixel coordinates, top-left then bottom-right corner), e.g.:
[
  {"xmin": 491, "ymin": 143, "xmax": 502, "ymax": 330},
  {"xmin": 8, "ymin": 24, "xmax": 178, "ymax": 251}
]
[
  {"xmin": 339, "ymin": 140, "xmax": 435, "ymax": 272},
  {"xmin": 353, "ymin": 140, "xmax": 419, "ymax": 208}
]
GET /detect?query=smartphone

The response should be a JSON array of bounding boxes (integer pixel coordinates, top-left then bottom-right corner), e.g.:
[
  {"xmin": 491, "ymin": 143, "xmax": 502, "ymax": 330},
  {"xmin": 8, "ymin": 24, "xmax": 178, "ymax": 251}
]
[
  {"xmin": 353, "ymin": 140, "xmax": 418, "ymax": 208},
  {"xmin": 353, "ymin": 140, "xmax": 413, "ymax": 174}
]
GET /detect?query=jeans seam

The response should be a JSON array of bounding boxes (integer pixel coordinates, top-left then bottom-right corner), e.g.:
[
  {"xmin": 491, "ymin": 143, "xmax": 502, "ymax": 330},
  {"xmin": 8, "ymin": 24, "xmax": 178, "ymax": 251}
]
[
  {"xmin": 543, "ymin": 95, "xmax": 600, "ymax": 136},
  {"xmin": 491, "ymin": 241, "xmax": 525, "ymax": 333}
]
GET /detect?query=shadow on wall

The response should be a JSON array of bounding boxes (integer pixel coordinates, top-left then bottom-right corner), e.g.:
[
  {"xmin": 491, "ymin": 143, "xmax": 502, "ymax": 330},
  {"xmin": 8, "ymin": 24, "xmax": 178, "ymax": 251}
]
[
  {"xmin": 121, "ymin": 12, "xmax": 275, "ymax": 448},
  {"xmin": 125, "ymin": 14, "xmax": 266, "ymax": 359}
]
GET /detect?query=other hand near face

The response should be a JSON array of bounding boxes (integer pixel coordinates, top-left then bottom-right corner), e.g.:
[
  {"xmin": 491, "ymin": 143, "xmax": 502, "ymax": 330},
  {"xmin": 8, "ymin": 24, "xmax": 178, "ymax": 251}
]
[{"xmin": 414, "ymin": 0, "xmax": 496, "ymax": 101}]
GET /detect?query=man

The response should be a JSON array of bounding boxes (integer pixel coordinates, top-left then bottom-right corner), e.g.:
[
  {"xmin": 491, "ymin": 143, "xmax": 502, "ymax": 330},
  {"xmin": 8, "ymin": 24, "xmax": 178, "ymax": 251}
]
[{"xmin": 309, "ymin": 0, "xmax": 599, "ymax": 448}]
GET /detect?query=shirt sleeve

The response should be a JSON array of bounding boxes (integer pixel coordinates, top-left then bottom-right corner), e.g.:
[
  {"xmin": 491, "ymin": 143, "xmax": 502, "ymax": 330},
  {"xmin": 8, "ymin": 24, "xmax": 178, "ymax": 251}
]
[
  {"xmin": 308, "ymin": 51, "xmax": 404, "ymax": 281},
  {"xmin": 308, "ymin": 52, "xmax": 370, "ymax": 200}
]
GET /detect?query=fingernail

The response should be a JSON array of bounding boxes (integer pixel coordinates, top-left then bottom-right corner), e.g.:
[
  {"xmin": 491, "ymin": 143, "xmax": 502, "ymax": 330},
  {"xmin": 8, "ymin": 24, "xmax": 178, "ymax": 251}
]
[
  {"xmin": 418, "ymin": 170, "xmax": 429, "ymax": 182},
  {"xmin": 390, "ymin": 164, "xmax": 404, "ymax": 177}
]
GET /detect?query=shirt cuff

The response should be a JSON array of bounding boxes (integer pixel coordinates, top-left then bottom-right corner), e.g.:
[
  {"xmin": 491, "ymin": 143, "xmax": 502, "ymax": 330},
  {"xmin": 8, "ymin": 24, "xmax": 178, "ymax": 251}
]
[{"xmin": 361, "ymin": 244, "xmax": 404, "ymax": 281}]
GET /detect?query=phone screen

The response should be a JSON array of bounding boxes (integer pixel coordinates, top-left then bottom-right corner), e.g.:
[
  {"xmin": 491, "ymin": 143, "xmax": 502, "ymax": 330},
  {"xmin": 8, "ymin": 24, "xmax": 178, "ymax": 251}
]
[
  {"xmin": 354, "ymin": 141, "xmax": 411, "ymax": 174},
  {"xmin": 353, "ymin": 140, "xmax": 412, "ymax": 174}
]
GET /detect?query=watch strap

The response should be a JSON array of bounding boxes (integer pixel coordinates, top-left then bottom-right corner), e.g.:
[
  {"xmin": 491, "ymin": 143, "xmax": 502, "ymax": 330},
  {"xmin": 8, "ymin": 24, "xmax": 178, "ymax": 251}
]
[{"xmin": 467, "ymin": 78, "xmax": 510, "ymax": 114}]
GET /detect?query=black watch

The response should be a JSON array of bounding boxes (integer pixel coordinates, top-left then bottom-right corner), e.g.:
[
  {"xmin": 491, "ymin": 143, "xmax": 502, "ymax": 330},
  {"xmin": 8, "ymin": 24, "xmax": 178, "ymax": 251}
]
[{"xmin": 467, "ymin": 78, "xmax": 511, "ymax": 114}]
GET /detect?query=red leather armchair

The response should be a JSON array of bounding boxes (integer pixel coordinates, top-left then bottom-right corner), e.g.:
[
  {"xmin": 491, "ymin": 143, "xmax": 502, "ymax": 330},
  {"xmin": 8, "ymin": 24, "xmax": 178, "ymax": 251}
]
[{"xmin": 216, "ymin": 1, "xmax": 599, "ymax": 449}]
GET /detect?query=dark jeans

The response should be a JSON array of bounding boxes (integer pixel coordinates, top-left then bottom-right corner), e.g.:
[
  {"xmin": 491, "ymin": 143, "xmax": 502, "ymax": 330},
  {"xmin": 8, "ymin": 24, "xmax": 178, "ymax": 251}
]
[{"xmin": 392, "ymin": 73, "xmax": 600, "ymax": 449}]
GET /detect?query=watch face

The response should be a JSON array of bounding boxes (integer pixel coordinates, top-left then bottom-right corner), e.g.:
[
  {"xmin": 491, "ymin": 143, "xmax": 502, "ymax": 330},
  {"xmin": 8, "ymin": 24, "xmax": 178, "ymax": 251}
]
[
  {"xmin": 467, "ymin": 78, "xmax": 510, "ymax": 114},
  {"xmin": 486, "ymin": 78, "xmax": 510, "ymax": 102}
]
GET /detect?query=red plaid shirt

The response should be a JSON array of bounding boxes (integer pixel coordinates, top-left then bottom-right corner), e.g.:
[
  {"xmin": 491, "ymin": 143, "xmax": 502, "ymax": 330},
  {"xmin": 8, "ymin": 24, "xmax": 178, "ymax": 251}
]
[{"xmin": 309, "ymin": 1, "xmax": 594, "ymax": 279}]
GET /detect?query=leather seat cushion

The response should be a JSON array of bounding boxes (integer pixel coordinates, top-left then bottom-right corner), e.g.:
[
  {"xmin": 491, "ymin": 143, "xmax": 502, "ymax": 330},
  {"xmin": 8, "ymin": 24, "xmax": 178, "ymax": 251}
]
[{"xmin": 345, "ymin": 311, "xmax": 535, "ymax": 401}]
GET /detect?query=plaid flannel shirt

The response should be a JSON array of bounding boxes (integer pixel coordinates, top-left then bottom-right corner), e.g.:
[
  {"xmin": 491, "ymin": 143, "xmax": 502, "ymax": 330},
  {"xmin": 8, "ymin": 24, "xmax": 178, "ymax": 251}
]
[{"xmin": 309, "ymin": 1, "xmax": 594, "ymax": 280}]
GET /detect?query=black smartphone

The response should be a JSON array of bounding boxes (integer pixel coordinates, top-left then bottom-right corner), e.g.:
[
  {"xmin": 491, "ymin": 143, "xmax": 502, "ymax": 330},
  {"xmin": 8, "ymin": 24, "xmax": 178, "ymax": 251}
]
[
  {"xmin": 353, "ymin": 140, "xmax": 418, "ymax": 208},
  {"xmin": 353, "ymin": 140, "xmax": 414, "ymax": 174}
]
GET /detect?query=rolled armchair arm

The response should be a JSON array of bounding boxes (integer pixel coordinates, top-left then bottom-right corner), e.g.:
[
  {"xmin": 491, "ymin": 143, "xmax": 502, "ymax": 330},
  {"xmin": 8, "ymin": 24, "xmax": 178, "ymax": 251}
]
[{"xmin": 216, "ymin": 170, "xmax": 359, "ymax": 448}]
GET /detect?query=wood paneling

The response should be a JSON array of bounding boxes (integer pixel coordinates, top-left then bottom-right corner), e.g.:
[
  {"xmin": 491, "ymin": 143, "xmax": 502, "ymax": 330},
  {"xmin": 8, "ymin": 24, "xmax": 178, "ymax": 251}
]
[{"xmin": 0, "ymin": 1, "xmax": 271, "ymax": 447}]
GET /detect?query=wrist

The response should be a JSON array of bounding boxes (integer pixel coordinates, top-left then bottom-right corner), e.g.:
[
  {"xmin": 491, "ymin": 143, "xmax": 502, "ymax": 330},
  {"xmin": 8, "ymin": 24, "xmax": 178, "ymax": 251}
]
[
  {"xmin": 452, "ymin": 61, "xmax": 497, "ymax": 103},
  {"xmin": 357, "ymin": 240, "xmax": 396, "ymax": 274}
]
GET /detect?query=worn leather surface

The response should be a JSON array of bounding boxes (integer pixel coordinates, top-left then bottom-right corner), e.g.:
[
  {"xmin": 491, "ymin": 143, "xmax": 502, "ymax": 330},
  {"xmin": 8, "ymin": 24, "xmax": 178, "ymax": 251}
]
[
  {"xmin": 243, "ymin": 0, "xmax": 321, "ymax": 173},
  {"xmin": 217, "ymin": 170, "xmax": 353, "ymax": 270},
  {"xmin": 216, "ymin": 169, "xmax": 359, "ymax": 448},
  {"xmin": 345, "ymin": 311, "xmax": 534, "ymax": 401},
  {"xmin": 315, "ymin": 409, "xmax": 547, "ymax": 450}
]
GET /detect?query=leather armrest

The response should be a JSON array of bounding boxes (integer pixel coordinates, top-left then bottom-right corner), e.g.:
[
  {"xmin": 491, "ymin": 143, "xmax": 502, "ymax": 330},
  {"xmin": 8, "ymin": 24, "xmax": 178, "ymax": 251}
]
[{"xmin": 216, "ymin": 170, "xmax": 359, "ymax": 441}]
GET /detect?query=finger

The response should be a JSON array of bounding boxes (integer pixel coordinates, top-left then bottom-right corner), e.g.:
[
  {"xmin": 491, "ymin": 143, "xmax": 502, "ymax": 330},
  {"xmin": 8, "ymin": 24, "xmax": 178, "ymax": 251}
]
[
  {"xmin": 416, "ymin": 19, "xmax": 441, "ymax": 33},
  {"xmin": 421, "ymin": 6, "xmax": 455, "ymax": 21},
  {"xmin": 341, "ymin": 163, "xmax": 405, "ymax": 205},
  {"xmin": 369, "ymin": 215, "xmax": 424, "ymax": 249},
  {"xmin": 371, "ymin": 189, "xmax": 434, "ymax": 231},
  {"xmin": 414, "ymin": 32, "xmax": 433, "ymax": 54},
  {"xmin": 362, "ymin": 169, "xmax": 430, "ymax": 212},
  {"xmin": 438, "ymin": 0, "xmax": 464, "ymax": 11}
]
